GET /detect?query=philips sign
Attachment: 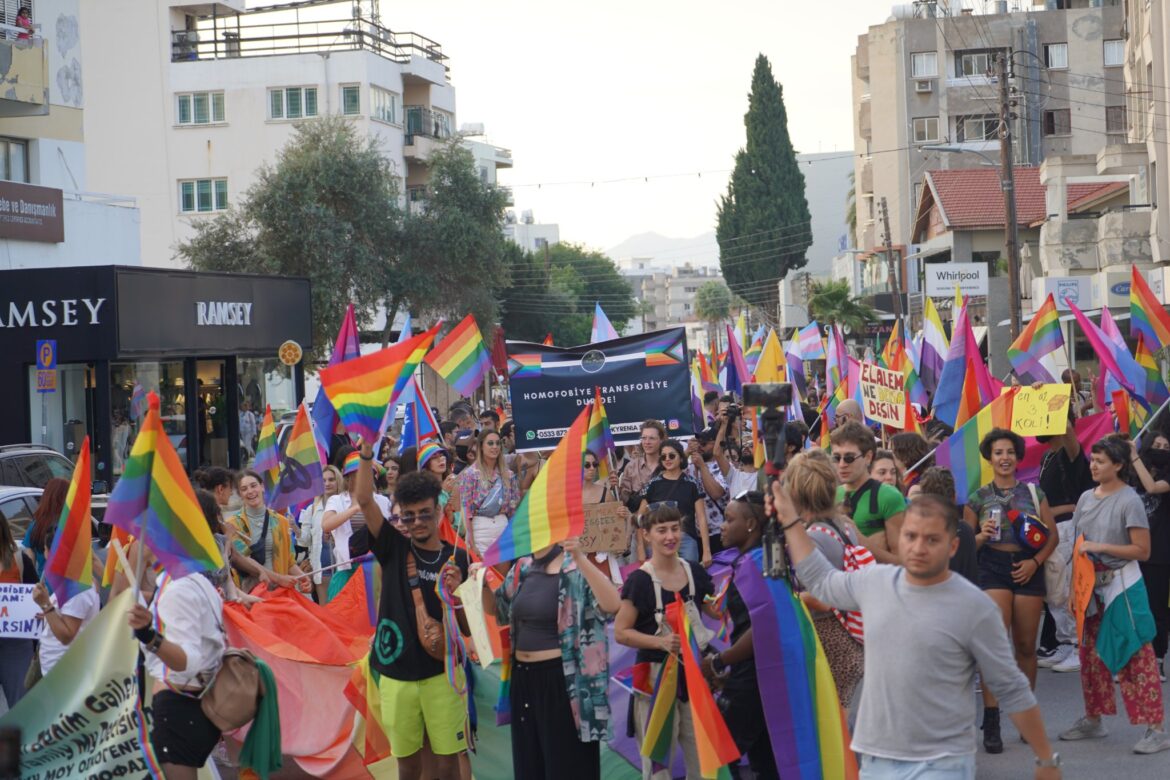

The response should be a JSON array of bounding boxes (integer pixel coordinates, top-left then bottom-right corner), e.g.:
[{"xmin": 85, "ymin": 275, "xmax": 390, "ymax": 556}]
[{"xmin": 924, "ymin": 263, "xmax": 989, "ymax": 297}]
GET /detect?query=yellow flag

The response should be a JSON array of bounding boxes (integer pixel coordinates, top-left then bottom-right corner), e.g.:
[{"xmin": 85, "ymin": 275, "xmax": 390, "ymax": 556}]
[{"xmin": 754, "ymin": 328, "xmax": 788, "ymax": 383}]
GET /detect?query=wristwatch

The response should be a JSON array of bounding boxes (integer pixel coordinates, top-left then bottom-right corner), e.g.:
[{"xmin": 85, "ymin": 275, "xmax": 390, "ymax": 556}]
[{"xmin": 1035, "ymin": 752, "xmax": 1061, "ymax": 768}]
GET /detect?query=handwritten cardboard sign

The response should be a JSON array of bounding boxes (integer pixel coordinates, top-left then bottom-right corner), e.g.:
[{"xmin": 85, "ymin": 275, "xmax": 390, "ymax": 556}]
[
  {"xmin": 0, "ymin": 583, "xmax": 42, "ymax": 639},
  {"xmin": 580, "ymin": 503, "xmax": 632, "ymax": 554},
  {"xmin": 859, "ymin": 362, "xmax": 906, "ymax": 428},
  {"xmin": 1070, "ymin": 535, "xmax": 1095, "ymax": 643},
  {"xmin": 454, "ymin": 568, "xmax": 496, "ymax": 669},
  {"xmin": 1008, "ymin": 384, "xmax": 1070, "ymax": 437}
]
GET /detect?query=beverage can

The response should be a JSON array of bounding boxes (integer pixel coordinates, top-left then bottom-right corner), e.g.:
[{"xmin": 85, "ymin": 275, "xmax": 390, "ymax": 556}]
[{"xmin": 986, "ymin": 505, "xmax": 1002, "ymax": 542}]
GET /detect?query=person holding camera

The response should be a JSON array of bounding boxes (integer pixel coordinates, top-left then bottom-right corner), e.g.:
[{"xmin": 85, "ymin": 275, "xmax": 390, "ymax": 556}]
[
  {"xmin": 713, "ymin": 405, "xmax": 759, "ymax": 498},
  {"xmin": 686, "ymin": 427, "xmax": 728, "ymax": 553}
]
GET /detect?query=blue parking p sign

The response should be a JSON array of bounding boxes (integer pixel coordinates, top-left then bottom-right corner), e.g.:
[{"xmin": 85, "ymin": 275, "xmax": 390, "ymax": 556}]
[{"xmin": 36, "ymin": 339, "xmax": 57, "ymax": 393}]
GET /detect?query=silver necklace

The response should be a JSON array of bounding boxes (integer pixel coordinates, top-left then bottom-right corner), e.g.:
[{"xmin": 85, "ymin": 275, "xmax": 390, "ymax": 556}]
[{"xmin": 411, "ymin": 543, "xmax": 442, "ymax": 565}]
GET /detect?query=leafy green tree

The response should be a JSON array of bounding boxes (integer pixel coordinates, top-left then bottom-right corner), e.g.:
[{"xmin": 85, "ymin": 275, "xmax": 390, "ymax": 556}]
[
  {"xmin": 499, "ymin": 243, "xmax": 634, "ymax": 345},
  {"xmin": 694, "ymin": 280, "xmax": 733, "ymax": 349},
  {"xmin": 399, "ymin": 141, "xmax": 513, "ymax": 342},
  {"xmin": 716, "ymin": 54, "xmax": 812, "ymax": 318},
  {"xmin": 179, "ymin": 115, "xmax": 402, "ymax": 361},
  {"xmin": 807, "ymin": 279, "xmax": 877, "ymax": 334}
]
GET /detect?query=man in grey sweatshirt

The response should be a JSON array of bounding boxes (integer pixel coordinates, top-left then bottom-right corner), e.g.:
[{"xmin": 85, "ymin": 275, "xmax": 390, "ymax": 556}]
[{"xmin": 774, "ymin": 487, "xmax": 1062, "ymax": 780}]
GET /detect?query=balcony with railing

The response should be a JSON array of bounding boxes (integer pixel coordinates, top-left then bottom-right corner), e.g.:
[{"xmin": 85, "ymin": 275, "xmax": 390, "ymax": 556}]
[
  {"xmin": 403, "ymin": 105, "xmax": 452, "ymax": 163},
  {"xmin": 0, "ymin": 31, "xmax": 48, "ymax": 116},
  {"xmin": 171, "ymin": 8, "xmax": 448, "ymax": 79}
]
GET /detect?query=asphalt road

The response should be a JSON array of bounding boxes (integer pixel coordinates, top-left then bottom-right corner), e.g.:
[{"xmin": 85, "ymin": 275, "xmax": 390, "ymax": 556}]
[{"xmin": 974, "ymin": 662, "xmax": 1170, "ymax": 779}]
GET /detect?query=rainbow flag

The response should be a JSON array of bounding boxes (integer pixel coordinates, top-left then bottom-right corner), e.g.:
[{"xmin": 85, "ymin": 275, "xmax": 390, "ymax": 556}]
[
  {"xmin": 343, "ymin": 654, "xmax": 392, "ymax": 765},
  {"xmin": 270, "ymin": 403, "xmax": 324, "ymax": 512},
  {"xmin": 542, "ymin": 333, "xmax": 555, "ymax": 346},
  {"xmin": 482, "ymin": 400, "xmax": 590, "ymax": 565},
  {"xmin": 667, "ymin": 599, "xmax": 741, "ymax": 778},
  {"xmin": 508, "ymin": 353, "xmax": 542, "ymax": 380},
  {"xmin": 426, "ymin": 314, "xmax": 492, "ymax": 397},
  {"xmin": 640, "ymin": 651, "xmax": 680, "ymax": 771},
  {"xmin": 1068, "ymin": 300, "xmax": 1147, "ymax": 403},
  {"xmin": 320, "ymin": 327, "xmax": 440, "ymax": 443},
  {"xmin": 935, "ymin": 387, "xmax": 1019, "ymax": 504},
  {"xmin": 798, "ymin": 321, "xmax": 826, "ymax": 361},
  {"xmin": 744, "ymin": 332, "xmax": 764, "ymax": 374},
  {"xmin": 311, "ymin": 303, "xmax": 363, "ymax": 461},
  {"xmin": 933, "ymin": 305, "xmax": 996, "ymax": 429},
  {"xmin": 644, "ymin": 330, "xmax": 685, "ymax": 367},
  {"xmin": 379, "ymin": 322, "xmax": 443, "ymax": 433},
  {"xmin": 591, "ymin": 302, "xmax": 620, "ymax": 342},
  {"xmin": 585, "ymin": 387, "xmax": 617, "ymax": 479},
  {"xmin": 1130, "ymin": 265, "xmax": 1170, "ymax": 351},
  {"xmin": 753, "ymin": 328, "xmax": 788, "ymax": 384},
  {"xmin": 1008, "ymin": 293, "xmax": 1064, "ymax": 383},
  {"xmin": 1135, "ymin": 333, "xmax": 1169, "ymax": 409},
  {"xmin": 733, "ymin": 548, "xmax": 857, "ymax": 780},
  {"xmin": 104, "ymin": 393, "xmax": 225, "ymax": 579},
  {"xmin": 879, "ymin": 321, "xmax": 902, "ymax": 369},
  {"xmin": 697, "ymin": 351, "xmax": 721, "ymax": 394},
  {"xmin": 254, "ymin": 404, "xmax": 280, "ymax": 503},
  {"xmin": 44, "ymin": 437, "xmax": 93, "ymax": 603}
]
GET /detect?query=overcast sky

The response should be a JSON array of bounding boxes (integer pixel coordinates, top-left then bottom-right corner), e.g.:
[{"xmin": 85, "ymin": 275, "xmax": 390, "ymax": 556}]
[{"xmin": 376, "ymin": 0, "xmax": 892, "ymax": 253}]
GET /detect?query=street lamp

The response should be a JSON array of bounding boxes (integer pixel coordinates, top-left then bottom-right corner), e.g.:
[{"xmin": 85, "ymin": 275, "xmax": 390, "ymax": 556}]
[{"xmin": 920, "ymin": 144, "xmax": 1022, "ymax": 339}]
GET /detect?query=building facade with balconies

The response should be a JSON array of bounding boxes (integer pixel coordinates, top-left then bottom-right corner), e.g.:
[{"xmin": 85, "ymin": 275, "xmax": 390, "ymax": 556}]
[
  {"xmin": 1123, "ymin": 0, "xmax": 1170, "ymax": 264},
  {"xmin": 852, "ymin": 0, "xmax": 1126, "ymax": 264},
  {"xmin": 80, "ymin": 0, "xmax": 455, "ymax": 266}
]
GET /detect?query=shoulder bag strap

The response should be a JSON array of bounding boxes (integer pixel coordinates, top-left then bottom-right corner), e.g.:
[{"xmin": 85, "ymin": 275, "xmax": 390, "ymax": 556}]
[
  {"xmin": 640, "ymin": 561, "xmax": 665, "ymax": 627},
  {"xmin": 1027, "ymin": 482, "xmax": 1040, "ymax": 514},
  {"xmin": 683, "ymin": 559, "xmax": 697, "ymax": 601}
]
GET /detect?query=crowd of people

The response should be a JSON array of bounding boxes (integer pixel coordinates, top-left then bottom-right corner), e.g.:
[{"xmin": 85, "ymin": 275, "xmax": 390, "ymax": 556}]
[{"xmin": 3, "ymin": 381, "xmax": 1170, "ymax": 779}]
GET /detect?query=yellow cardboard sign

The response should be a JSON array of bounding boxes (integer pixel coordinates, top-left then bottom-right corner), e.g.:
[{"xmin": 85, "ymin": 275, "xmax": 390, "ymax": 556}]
[{"xmin": 1008, "ymin": 384, "xmax": 1070, "ymax": 437}]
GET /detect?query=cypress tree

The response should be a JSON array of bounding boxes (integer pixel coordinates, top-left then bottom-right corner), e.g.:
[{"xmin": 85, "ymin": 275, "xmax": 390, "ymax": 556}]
[{"xmin": 716, "ymin": 54, "xmax": 811, "ymax": 320}]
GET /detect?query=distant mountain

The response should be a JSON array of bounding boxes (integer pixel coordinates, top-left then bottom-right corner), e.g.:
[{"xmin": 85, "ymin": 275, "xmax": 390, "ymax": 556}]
[{"xmin": 605, "ymin": 231, "xmax": 719, "ymax": 268}]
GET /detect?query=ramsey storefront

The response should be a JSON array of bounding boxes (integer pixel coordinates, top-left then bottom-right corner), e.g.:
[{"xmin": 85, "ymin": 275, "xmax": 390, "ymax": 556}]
[{"xmin": 0, "ymin": 266, "xmax": 312, "ymax": 486}]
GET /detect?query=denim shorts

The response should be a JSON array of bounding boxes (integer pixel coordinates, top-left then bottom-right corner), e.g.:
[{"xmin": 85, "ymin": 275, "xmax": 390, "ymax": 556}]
[
  {"xmin": 678, "ymin": 534, "xmax": 699, "ymax": 563},
  {"xmin": 859, "ymin": 753, "xmax": 975, "ymax": 780},
  {"xmin": 977, "ymin": 546, "xmax": 1045, "ymax": 597}
]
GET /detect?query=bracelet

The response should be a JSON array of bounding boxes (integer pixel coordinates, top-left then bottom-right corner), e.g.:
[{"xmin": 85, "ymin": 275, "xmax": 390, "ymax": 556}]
[
  {"xmin": 39, "ymin": 604, "xmax": 56, "ymax": 615},
  {"xmin": 145, "ymin": 632, "xmax": 165, "ymax": 654},
  {"xmin": 133, "ymin": 625, "xmax": 157, "ymax": 645},
  {"xmin": 781, "ymin": 518, "xmax": 802, "ymax": 531},
  {"xmin": 359, "ymin": 452, "xmax": 375, "ymax": 461}
]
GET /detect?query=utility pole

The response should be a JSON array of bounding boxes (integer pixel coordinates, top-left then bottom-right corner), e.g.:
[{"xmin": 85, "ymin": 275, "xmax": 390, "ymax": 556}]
[
  {"xmin": 879, "ymin": 196, "xmax": 903, "ymax": 322},
  {"xmin": 998, "ymin": 53, "xmax": 1022, "ymax": 340}
]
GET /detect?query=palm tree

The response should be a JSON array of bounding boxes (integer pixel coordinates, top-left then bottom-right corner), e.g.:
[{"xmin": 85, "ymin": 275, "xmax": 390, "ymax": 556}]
[
  {"xmin": 694, "ymin": 281, "xmax": 732, "ymax": 350},
  {"xmin": 807, "ymin": 279, "xmax": 877, "ymax": 334}
]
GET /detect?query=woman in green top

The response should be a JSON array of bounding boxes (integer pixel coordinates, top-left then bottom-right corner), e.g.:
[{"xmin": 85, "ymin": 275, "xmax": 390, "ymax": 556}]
[{"xmin": 963, "ymin": 428, "xmax": 1058, "ymax": 754}]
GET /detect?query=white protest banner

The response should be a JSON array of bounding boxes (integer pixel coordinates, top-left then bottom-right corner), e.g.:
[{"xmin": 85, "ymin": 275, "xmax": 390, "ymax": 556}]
[
  {"xmin": 860, "ymin": 362, "xmax": 906, "ymax": 428},
  {"xmin": 0, "ymin": 582, "xmax": 42, "ymax": 639}
]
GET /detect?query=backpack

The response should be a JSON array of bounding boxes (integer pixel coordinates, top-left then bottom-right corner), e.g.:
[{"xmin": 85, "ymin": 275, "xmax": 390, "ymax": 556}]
[
  {"xmin": 809, "ymin": 518, "xmax": 874, "ymax": 644},
  {"xmin": 843, "ymin": 479, "xmax": 882, "ymax": 519}
]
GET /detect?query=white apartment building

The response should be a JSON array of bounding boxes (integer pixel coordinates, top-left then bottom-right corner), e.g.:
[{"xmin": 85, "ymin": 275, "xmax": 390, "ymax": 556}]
[
  {"xmin": 1124, "ymin": 0, "xmax": 1170, "ymax": 264},
  {"xmin": 81, "ymin": 0, "xmax": 455, "ymax": 266},
  {"xmin": 503, "ymin": 210, "xmax": 560, "ymax": 253},
  {"xmin": 853, "ymin": 0, "xmax": 1126, "ymax": 257},
  {"xmin": 1, "ymin": 0, "xmax": 139, "ymax": 270}
]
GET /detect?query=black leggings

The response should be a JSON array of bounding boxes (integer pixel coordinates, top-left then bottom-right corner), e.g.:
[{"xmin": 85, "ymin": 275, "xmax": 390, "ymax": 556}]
[
  {"xmin": 1140, "ymin": 562, "xmax": 1170, "ymax": 659},
  {"xmin": 509, "ymin": 658, "xmax": 600, "ymax": 780}
]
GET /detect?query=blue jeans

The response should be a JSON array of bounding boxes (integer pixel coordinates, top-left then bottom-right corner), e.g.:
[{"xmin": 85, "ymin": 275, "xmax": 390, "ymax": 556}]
[
  {"xmin": 0, "ymin": 638, "xmax": 34, "ymax": 709},
  {"xmin": 678, "ymin": 534, "xmax": 699, "ymax": 563},
  {"xmin": 859, "ymin": 754, "xmax": 976, "ymax": 780}
]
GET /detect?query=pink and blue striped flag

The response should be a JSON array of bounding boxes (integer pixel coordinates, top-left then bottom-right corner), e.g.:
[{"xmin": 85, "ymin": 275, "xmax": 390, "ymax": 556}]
[
  {"xmin": 591, "ymin": 302, "xmax": 619, "ymax": 342},
  {"xmin": 798, "ymin": 321, "xmax": 826, "ymax": 360}
]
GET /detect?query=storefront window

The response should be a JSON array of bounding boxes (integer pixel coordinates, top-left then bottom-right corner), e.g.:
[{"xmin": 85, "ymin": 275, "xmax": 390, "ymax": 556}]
[
  {"xmin": 26, "ymin": 365, "xmax": 92, "ymax": 462},
  {"xmin": 238, "ymin": 358, "xmax": 296, "ymax": 468},
  {"xmin": 195, "ymin": 360, "xmax": 230, "ymax": 469},
  {"xmin": 110, "ymin": 362, "xmax": 186, "ymax": 477}
]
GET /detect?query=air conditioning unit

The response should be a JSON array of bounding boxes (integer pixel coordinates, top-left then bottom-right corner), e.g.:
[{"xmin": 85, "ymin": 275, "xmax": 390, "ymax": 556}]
[{"xmin": 915, "ymin": 79, "xmax": 934, "ymax": 93}]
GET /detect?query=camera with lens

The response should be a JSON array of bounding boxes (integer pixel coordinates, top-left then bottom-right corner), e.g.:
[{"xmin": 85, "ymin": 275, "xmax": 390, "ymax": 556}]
[
  {"xmin": 742, "ymin": 382, "xmax": 795, "ymax": 580},
  {"xmin": 723, "ymin": 403, "xmax": 741, "ymax": 425}
]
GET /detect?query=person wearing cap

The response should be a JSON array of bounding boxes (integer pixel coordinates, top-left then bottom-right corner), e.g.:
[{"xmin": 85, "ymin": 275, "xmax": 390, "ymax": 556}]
[
  {"xmin": 323, "ymin": 449, "xmax": 392, "ymax": 601},
  {"xmin": 686, "ymin": 425, "xmax": 728, "ymax": 554}
]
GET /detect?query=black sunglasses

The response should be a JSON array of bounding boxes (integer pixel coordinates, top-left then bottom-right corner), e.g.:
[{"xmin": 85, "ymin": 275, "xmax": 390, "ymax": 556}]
[{"xmin": 832, "ymin": 452, "xmax": 863, "ymax": 464}]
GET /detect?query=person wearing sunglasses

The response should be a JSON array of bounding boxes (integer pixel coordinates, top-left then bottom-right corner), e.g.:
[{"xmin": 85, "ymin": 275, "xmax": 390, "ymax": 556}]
[
  {"xmin": 454, "ymin": 430, "xmax": 521, "ymax": 557},
  {"xmin": 582, "ymin": 449, "xmax": 619, "ymax": 504},
  {"xmin": 832, "ymin": 422, "xmax": 906, "ymax": 565},
  {"xmin": 636, "ymin": 440, "xmax": 712, "ymax": 566},
  {"xmin": 353, "ymin": 441, "xmax": 471, "ymax": 780},
  {"xmin": 615, "ymin": 502, "xmax": 717, "ymax": 779}
]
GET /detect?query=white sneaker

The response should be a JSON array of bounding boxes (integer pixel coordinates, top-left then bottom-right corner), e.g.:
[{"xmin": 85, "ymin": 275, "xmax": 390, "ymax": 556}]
[
  {"xmin": 1039, "ymin": 644, "xmax": 1075, "ymax": 669},
  {"xmin": 1133, "ymin": 727, "xmax": 1170, "ymax": 754},
  {"xmin": 1052, "ymin": 650, "xmax": 1082, "ymax": 673}
]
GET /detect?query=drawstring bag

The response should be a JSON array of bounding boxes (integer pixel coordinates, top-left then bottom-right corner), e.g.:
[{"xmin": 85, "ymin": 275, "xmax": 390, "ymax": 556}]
[{"xmin": 809, "ymin": 519, "xmax": 874, "ymax": 644}]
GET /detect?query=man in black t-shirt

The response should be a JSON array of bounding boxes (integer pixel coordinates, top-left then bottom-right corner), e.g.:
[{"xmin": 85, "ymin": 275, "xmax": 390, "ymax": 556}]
[{"xmin": 355, "ymin": 443, "xmax": 469, "ymax": 780}]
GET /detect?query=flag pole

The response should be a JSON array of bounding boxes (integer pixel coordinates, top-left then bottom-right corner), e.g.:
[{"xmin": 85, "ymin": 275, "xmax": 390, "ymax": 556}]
[{"xmin": 1135, "ymin": 396, "xmax": 1170, "ymax": 444}]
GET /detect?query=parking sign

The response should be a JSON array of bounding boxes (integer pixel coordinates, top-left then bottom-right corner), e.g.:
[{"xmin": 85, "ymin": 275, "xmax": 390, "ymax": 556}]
[{"xmin": 36, "ymin": 339, "xmax": 57, "ymax": 393}]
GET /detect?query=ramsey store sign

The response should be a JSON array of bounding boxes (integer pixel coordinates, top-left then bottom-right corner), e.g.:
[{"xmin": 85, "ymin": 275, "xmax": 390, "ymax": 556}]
[{"xmin": 0, "ymin": 181, "xmax": 65, "ymax": 243}]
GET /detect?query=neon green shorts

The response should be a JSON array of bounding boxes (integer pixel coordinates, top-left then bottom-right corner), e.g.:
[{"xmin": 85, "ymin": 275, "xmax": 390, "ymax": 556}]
[{"xmin": 377, "ymin": 670, "xmax": 467, "ymax": 757}]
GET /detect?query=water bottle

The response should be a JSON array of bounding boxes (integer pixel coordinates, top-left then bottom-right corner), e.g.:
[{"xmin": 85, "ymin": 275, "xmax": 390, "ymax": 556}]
[{"xmin": 986, "ymin": 505, "xmax": 1003, "ymax": 542}]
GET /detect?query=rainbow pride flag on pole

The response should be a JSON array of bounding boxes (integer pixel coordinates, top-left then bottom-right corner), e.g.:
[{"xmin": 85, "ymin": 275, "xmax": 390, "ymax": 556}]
[
  {"xmin": 640, "ymin": 651, "xmax": 680, "ymax": 771},
  {"xmin": 1007, "ymin": 293, "xmax": 1064, "ymax": 383},
  {"xmin": 44, "ymin": 437, "xmax": 93, "ymax": 603},
  {"xmin": 668, "ymin": 600, "xmax": 741, "ymax": 778},
  {"xmin": 426, "ymin": 314, "xmax": 492, "ymax": 397},
  {"xmin": 1135, "ymin": 333, "xmax": 1169, "ymax": 409},
  {"xmin": 310, "ymin": 303, "xmax": 363, "ymax": 461},
  {"xmin": 482, "ymin": 400, "xmax": 590, "ymax": 565},
  {"xmin": 585, "ymin": 387, "xmax": 617, "ymax": 479},
  {"xmin": 935, "ymin": 387, "xmax": 1019, "ymax": 504},
  {"xmin": 254, "ymin": 404, "xmax": 280, "ymax": 503},
  {"xmin": 933, "ymin": 305, "xmax": 996, "ymax": 429},
  {"xmin": 1068, "ymin": 300, "xmax": 1147, "ymax": 402},
  {"xmin": 1130, "ymin": 264, "xmax": 1170, "ymax": 351},
  {"xmin": 104, "ymin": 393, "xmax": 225, "ymax": 579},
  {"xmin": 319, "ymin": 327, "xmax": 440, "ymax": 444},
  {"xmin": 270, "ymin": 403, "xmax": 324, "ymax": 512}
]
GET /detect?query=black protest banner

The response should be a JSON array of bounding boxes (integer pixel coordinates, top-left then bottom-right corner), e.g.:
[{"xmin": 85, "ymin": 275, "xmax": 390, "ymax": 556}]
[{"xmin": 506, "ymin": 328, "xmax": 694, "ymax": 451}]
